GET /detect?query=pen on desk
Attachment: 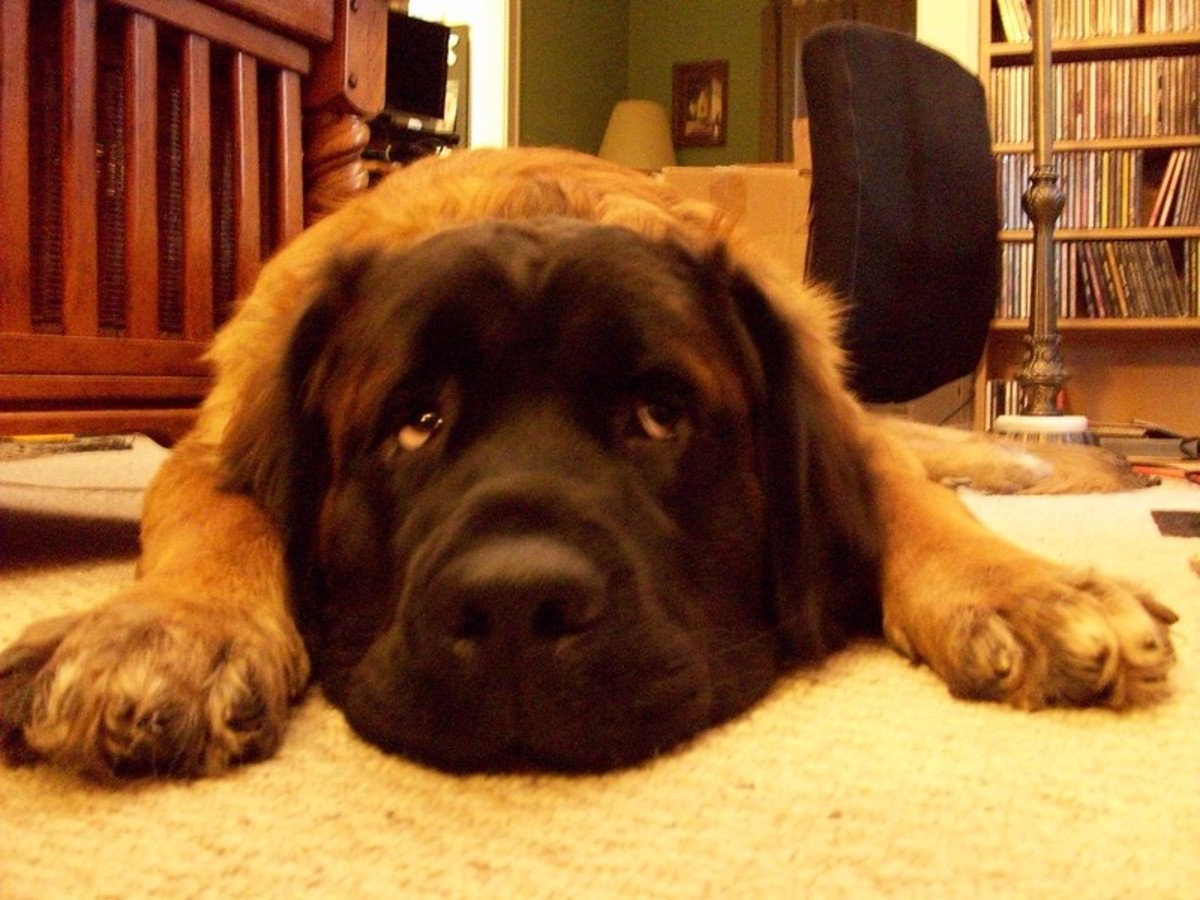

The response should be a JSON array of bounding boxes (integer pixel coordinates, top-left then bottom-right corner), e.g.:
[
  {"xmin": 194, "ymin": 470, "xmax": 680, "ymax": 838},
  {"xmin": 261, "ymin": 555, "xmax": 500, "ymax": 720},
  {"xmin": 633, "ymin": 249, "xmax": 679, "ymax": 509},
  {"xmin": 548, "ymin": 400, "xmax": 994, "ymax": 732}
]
[{"xmin": 1, "ymin": 434, "xmax": 79, "ymax": 443}]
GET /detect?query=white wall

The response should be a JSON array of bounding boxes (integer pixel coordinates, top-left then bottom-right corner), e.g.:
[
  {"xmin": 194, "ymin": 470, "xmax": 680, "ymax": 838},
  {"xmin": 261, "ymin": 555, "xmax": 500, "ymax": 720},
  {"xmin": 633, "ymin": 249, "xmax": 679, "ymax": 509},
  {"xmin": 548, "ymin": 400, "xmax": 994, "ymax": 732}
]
[
  {"xmin": 916, "ymin": 1, "xmax": 980, "ymax": 73},
  {"xmin": 407, "ymin": 0, "xmax": 513, "ymax": 146}
]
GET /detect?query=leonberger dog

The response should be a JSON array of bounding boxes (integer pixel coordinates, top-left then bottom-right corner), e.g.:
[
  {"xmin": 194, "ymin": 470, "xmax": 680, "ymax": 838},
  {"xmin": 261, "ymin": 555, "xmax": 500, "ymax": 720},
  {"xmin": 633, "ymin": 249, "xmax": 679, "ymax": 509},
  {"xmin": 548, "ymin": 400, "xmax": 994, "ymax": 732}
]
[{"xmin": 0, "ymin": 148, "xmax": 1177, "ymax": 778}]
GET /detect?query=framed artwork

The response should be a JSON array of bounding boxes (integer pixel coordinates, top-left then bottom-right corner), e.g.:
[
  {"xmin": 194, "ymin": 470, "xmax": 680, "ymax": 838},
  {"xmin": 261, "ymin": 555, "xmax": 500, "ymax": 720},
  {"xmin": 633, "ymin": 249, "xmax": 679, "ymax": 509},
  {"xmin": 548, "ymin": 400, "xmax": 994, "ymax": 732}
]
[{"xmin": 671, "ymin": 60, "xmax": 728, "ymax": 148}]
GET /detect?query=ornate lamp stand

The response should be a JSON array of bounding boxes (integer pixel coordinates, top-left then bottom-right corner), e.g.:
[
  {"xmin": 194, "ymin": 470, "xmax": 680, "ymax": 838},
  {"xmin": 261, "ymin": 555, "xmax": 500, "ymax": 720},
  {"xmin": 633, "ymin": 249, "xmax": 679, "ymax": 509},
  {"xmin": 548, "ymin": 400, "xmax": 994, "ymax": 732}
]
[{"xmin": 993, "ymin": 0, "xmax": 1091, "ymax": 442}]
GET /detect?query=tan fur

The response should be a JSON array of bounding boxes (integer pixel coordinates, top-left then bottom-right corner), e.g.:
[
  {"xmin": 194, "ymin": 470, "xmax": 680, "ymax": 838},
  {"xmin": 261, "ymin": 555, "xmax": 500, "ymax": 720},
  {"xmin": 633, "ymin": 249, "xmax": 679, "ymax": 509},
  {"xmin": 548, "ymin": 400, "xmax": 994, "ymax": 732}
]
[
  {"xmin": 878, "ymin": 418, "xmax": 1151, "ymax": 494},
  {"xmin": 0, "ymin": 148, "xmax": 1176, "ymax": 779}
]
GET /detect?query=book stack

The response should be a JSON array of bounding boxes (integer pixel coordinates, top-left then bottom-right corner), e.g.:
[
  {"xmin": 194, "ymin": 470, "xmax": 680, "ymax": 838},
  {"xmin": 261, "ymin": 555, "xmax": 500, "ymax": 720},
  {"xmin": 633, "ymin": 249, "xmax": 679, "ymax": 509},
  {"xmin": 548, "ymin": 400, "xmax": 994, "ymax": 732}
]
[
  {"xmin": 995, "ymin": 0, "xmax": 1198, "ymax": 42},
  {"xmin": 1188, "ymin": 241, "xmax": 1200, "ymax": 311},
  {"xmin": 997, "ymin": 241, "xmax": 1080, "ymax": 318},
  {"xmin": 998, "ymin": 240, "xmax": 1195, "ymax": 319},
  {"xmin": 1091, "ymin": 421, "xmax": 1200, "ymax": 473},
  {"xmin": 997, "ymin": 150, "xmax": 1146, "ymax": 230},
  {"xmin": 983, "ymin": 378, "xmax": 1023, "ymax": 430},
  {"xmin": 995, "ymin": 0, "xmax": 1032, "ymax": 42},
  {"xmin": 1146, "ymin": 0, "xmax": 1200, "ymax": 31},
  {"xmin": 990, "ymin": 57, "xmax": 1200, "ymax": 143},
  {"xmin": 998, "ymin": 148, "xmax": 1199, "ymax": 231},
  {"xmin": 1149, "ymin": 148, "xmax": 1200, "ymax": 227},
  {"xmin": 1076, "ymin": 240, "xmax": 1191, "ymax": 317},
  {"xmin": 981, "ymin": 0, "xmax": 1199, "ymax": 430}
]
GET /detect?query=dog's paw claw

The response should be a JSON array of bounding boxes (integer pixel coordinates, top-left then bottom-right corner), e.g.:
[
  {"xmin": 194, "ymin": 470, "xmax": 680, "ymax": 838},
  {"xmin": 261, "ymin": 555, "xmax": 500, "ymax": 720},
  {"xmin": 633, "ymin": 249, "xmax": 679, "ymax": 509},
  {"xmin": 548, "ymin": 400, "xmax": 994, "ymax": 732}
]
[
  {"xmin": 949, "ymin": 609, "xmax": 1026, "ymax": 701},
  {"xmin": 101, "ymin": 699, "xmax": 194, "ymax": 778},
  {"xmin": 1139, "ymin": 594, "xmax": 1179, "ymax": 626}
]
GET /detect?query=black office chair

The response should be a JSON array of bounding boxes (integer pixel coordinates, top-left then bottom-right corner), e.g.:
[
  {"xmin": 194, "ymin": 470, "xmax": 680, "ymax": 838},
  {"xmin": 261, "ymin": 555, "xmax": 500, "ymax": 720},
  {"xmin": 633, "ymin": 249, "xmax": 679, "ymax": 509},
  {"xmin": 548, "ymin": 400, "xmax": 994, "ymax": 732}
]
[{"xmin": 801, "ymin": 22, "xmax": 999, "ymax": 404}]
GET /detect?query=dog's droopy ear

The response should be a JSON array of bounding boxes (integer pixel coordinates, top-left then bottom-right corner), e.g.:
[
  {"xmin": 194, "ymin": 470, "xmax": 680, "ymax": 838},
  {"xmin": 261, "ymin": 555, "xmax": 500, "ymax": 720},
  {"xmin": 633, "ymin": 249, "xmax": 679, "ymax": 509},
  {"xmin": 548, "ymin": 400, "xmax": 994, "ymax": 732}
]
[
  {"xmin": 727, "ymin": 269, "xmax": 883, "ymax": 660},
  {"xmin": 221, "ymin": 267, "xmax": 351, "ymax": 641},
  {"xmin": 223, "ymin": 288, "xmax": 340, "ymax": 524}
]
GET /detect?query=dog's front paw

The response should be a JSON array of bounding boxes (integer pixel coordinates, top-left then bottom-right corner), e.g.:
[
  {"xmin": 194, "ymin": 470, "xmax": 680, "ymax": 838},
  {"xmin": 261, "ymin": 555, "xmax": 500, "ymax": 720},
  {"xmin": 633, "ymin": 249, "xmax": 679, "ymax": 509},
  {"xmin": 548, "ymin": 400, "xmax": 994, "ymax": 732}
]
[
  {"xmin": 0, "ymin": 586, "xmax": 309, "ymax": 779},
  {"xmin": 936, "ymin": 570, "xmax": 1177, "ymax": 709}
]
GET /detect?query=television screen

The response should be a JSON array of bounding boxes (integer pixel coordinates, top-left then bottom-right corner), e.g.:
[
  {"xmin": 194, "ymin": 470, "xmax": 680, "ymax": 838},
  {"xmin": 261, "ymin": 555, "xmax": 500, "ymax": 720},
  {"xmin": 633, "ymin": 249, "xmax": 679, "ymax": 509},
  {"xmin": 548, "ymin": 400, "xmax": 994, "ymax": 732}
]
[{"xmin": 385, "ymin": 13, "xmax": 451, "ymax": 120}]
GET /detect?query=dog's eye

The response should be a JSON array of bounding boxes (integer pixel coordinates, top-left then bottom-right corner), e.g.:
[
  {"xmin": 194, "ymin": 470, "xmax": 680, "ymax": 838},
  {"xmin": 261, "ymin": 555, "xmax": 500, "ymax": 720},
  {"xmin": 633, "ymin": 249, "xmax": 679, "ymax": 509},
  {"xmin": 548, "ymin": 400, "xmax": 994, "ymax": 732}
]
[
  {"xmin": 397, "ymin": 410, "xmax": 444, "ymax": 451},
  {"xmin": 634, "ymin": 399, "xmax": 684, "ymax": 442}
]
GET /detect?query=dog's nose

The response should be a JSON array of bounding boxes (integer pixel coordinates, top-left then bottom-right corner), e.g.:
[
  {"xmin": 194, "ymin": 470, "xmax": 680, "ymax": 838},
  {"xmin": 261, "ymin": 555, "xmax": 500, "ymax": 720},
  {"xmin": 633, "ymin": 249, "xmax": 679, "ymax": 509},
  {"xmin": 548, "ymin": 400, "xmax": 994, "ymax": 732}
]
[{"xmin": 422, "ymin": 535, "xmax": 608, "ymax": 663}]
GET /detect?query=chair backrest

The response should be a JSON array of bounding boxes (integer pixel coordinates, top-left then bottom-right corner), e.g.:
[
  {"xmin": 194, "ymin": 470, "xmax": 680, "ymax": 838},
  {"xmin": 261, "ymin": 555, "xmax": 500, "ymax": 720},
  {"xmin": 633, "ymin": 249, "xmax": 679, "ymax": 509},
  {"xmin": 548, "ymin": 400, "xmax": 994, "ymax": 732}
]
[{"xmin": 801, "ymin": 21, "xmax": 998, "ymax": 403}]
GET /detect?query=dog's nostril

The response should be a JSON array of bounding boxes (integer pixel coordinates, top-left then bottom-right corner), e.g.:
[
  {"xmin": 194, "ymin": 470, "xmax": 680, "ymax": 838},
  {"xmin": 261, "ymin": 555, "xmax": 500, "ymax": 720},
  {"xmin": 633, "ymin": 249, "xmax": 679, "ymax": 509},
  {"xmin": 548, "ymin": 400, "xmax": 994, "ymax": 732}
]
[
  {"xmin": 455, "ymin": 604, "xmax": 491, "ymax": 641},
  {"xmin": 532, "ymin": 596, "xmax": 592, "ymax": 640},
  {"xmin": 450, "ymin": 588, "xmax": 599, "ymax": 646},
  {"xmin": 427, "ymin": 536, "xmax": 609, "ymax": 656}
]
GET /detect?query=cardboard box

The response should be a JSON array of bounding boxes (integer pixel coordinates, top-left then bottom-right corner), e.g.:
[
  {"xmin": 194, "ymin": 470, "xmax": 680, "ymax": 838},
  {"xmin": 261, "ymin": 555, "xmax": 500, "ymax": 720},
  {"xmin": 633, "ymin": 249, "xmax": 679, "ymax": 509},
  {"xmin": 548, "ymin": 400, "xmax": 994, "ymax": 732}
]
[
  {"xmin": 792, "ymin": 117, "xmax": 812, "ymax": 169},
  {"xmin": 661, "ymin": 164, "xmax": 811, "ymax": 268}
]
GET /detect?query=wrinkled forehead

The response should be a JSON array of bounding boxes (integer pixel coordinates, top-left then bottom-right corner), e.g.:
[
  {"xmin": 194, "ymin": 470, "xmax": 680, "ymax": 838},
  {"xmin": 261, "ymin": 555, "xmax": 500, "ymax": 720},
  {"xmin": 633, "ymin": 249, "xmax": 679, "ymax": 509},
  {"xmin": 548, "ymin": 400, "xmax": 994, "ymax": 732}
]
[
  {"xmin": 535, "ymin": 223, "xmax": 737, "ymax": 374},
  {"xmin": 329, "ymin": 219, "xmax": 755, "ymax": 414}
]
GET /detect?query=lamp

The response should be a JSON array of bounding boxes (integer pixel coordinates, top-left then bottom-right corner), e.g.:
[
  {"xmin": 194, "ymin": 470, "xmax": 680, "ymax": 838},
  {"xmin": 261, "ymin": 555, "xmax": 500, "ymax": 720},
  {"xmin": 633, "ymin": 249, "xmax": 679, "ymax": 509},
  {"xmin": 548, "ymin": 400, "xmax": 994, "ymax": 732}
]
[
  {"xmin": 993, "ymin": 0, "xmax": 1090, "ymax": 444},
  {"xmin": 598, "ymin": 100, "xmax": 677, "ymax": 171}
]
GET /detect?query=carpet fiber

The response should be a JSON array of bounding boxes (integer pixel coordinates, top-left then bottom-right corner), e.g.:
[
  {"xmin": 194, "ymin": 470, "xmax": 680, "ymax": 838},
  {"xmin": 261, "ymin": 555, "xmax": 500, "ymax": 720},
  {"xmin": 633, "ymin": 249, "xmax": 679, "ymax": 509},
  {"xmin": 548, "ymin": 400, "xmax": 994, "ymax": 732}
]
[{"xmin": 2, "ymin": 467, "xmax": 1198, "ymax": 898}]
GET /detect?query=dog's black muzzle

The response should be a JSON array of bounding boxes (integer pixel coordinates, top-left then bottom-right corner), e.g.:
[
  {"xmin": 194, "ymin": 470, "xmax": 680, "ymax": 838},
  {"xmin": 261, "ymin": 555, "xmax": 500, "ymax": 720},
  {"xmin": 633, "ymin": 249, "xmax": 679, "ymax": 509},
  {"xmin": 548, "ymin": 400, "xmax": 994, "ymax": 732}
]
[{"xmin": 335, "ymin": 439, "xmax": 714, "ymax": 772}]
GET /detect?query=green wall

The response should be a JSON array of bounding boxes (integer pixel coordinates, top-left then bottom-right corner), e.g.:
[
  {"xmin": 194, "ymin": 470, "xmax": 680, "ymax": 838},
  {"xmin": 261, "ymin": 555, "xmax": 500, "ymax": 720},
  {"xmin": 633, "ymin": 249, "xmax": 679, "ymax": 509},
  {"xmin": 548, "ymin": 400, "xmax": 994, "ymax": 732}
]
[
  {"xmin": 518, "ymin": 0, "xmax": 629, "ymax": 154},
  {"xmin": 519, "ymin": 0, "xmax": 763, "ymax": 165},
  {"xmin": 626, "ymin": 0, "xmax": 763, "ymax": 165}
]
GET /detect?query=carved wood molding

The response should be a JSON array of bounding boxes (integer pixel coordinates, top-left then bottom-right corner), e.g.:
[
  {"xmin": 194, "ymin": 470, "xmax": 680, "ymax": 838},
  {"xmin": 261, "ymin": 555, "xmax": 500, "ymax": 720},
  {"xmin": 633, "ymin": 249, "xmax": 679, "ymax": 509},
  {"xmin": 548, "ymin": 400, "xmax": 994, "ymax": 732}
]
[
  {"xmin": 300, "ymin": 0, "xmax": 386, "ymax": 225},
  {"xmin": 302, "ymin": 109, "xmax": 372, "ymax": 225}
]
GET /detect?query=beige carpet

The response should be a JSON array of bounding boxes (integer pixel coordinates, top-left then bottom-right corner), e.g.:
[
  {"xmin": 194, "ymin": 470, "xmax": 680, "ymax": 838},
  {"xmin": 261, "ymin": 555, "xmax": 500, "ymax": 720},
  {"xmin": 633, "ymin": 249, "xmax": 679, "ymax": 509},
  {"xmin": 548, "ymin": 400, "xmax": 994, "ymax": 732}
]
[{"xmin": 1, "ymin": 460, "xmax": 1199, "ymax": 898}]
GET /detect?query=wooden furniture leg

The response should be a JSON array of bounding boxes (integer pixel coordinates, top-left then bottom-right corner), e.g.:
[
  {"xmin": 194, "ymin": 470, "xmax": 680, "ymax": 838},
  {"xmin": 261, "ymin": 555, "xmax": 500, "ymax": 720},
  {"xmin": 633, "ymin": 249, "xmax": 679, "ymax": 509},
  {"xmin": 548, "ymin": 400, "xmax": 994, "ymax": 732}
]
[{"xmin": 302, "ymin": 0, "xmax": 387, "ymax": 224}]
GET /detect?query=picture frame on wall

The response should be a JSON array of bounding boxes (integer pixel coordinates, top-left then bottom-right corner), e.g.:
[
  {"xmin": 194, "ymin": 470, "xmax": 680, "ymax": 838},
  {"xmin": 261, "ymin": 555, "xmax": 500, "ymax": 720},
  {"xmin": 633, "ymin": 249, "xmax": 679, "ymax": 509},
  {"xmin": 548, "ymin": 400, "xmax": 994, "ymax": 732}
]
[{"xmin": 671, "ymin": 60, "xmax": 728, "ymax": 148}]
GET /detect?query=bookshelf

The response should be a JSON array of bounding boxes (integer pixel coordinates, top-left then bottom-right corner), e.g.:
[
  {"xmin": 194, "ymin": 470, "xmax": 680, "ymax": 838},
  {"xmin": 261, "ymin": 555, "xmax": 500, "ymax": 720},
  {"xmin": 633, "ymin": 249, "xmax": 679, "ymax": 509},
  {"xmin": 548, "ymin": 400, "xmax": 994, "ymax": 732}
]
[{"xmin": 975, "ymin": 0, "xmax": 1200, "ymax": 430}]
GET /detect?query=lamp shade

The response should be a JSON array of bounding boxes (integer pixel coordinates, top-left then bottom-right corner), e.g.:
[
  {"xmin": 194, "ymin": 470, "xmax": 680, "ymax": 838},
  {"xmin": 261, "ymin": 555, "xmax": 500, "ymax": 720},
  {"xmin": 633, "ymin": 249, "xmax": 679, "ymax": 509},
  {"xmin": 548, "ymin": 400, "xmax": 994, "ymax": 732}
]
[{"xmin": 598, "ymin": 100, "xmax": 677, "ymax": 171}]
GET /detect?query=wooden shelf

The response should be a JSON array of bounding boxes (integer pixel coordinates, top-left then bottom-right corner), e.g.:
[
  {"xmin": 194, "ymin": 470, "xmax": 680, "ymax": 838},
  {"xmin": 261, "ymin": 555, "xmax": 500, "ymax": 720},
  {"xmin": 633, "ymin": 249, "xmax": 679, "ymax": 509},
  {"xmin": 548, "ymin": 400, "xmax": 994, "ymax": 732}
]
[
  {"xmin": 991, "ymin": 317, "xmax": 1200, "ymax": 331},
  {"xmin": 988, "ymin": 30, "xmax": 1200, "ymax": 62},
  {"xmin": 993, "ymin": 135, "xmax": 1200, "ymax": 153},
  {"xmin": 979, "ymin": 320, "xmax": 1200, "ymax": 428},
  {"xmin": 999, "ymin": 227, "xmax": 1200, "ymax": 241},
  {"xmin": 976, "ymin": 1, "xmax": 1200, "ymax": 430}
]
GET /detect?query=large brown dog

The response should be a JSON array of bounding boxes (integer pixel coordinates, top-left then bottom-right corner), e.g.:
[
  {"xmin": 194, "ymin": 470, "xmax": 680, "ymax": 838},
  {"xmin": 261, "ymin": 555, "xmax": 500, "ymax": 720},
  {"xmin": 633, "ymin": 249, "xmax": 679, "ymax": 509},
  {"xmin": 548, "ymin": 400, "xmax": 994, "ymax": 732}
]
[{"xmin": 0, "ymin": 148, "xmax": 1177, "ymax": 778}]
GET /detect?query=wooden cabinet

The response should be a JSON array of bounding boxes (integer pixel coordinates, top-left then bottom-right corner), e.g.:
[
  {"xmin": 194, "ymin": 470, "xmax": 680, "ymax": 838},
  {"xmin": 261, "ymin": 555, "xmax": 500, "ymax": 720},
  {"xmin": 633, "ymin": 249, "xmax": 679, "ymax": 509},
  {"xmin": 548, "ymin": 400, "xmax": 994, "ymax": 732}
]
[
  {"xmin": 975, "ymin": 0, "xmax": 1200, "ymax": 430},
  {"xmin": 0, "ymin": 0, "xmax": 385, "ymax": 443}
]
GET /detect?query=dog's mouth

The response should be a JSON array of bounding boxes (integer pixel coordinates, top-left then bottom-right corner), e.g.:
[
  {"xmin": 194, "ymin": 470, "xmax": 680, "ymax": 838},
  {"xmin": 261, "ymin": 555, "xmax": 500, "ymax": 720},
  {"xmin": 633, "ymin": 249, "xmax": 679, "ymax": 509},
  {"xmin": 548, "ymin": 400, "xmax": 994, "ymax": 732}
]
[
  {"xmin": 392, "ymin": 650, "xmax": 713, "ymax": 775},
  {"xmin": 335, "ymin": 620, "xmax": 715, "ymax": 774}
]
